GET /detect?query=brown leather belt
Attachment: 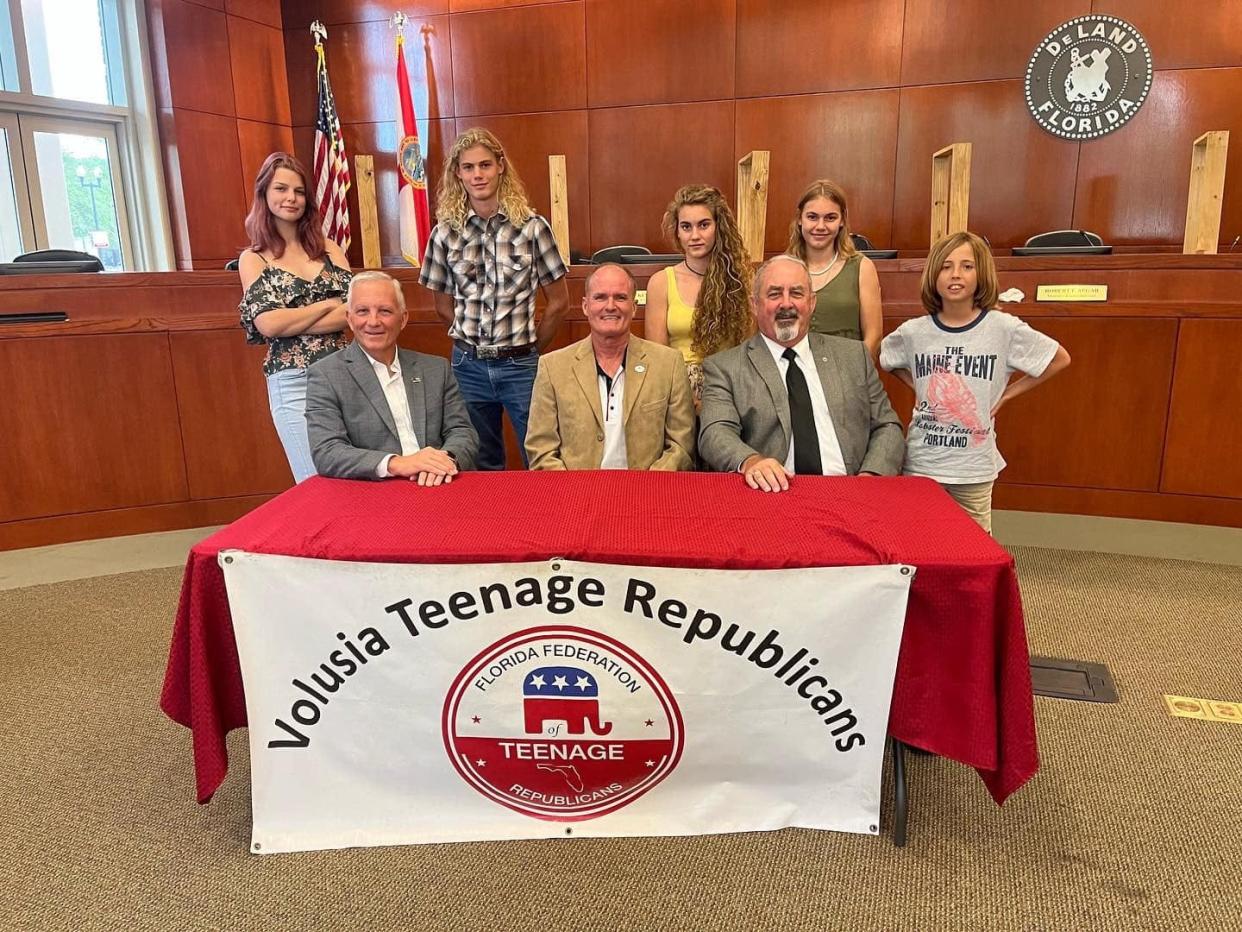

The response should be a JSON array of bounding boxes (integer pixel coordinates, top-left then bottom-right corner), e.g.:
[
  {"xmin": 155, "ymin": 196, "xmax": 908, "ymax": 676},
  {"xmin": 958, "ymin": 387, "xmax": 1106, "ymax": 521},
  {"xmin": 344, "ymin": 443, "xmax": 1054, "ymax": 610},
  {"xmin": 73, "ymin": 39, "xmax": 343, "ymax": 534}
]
[{"xmin": 454, "ymin": 340, "xmax": 537, "ymax": 360}]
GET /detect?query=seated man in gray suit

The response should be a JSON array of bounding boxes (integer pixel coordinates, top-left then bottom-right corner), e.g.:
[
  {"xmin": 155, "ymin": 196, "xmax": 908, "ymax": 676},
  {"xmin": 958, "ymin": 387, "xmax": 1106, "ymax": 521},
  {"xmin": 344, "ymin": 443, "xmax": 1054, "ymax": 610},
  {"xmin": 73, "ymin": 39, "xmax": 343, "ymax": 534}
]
[
  {"xmin": 699, "ymin": 255, "xmax": 904, "ymax": 492},
  {"xmin": 306, "ymin": 271, "xmax": 478, "ymax": 484}
]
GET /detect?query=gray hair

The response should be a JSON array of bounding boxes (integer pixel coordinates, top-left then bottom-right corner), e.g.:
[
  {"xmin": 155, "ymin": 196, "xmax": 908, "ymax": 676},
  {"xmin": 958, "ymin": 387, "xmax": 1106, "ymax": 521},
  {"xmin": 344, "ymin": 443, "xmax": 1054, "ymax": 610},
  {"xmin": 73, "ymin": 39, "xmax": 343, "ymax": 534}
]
[
  {"xmin": 752, "ymin": 254, "xmax": 811, "ymax": 301},
  {"xmin": 584, "ymin": 262, "xmax": 637, "ymax": 298},
  {"xmin": 347, "ymin": 270, "xmax": 406, "ymax": 312}
]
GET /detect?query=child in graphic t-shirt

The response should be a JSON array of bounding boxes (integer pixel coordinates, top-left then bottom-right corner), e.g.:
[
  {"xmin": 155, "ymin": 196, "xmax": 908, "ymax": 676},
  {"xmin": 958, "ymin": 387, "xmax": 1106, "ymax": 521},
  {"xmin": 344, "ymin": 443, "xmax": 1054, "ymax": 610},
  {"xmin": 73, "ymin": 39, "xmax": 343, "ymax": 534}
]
[{"xmin": 879, "ymin": 232, "xmax": 1071, "ymax": 532}]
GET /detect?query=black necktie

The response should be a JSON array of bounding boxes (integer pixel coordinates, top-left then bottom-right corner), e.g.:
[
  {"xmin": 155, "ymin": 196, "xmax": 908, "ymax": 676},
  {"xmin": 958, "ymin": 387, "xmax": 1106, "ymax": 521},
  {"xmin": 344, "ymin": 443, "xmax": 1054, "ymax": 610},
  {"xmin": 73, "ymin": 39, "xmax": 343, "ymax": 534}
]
[{"xmin": 782, "ymin": 348, "xmax": 822, "ymax": 475}]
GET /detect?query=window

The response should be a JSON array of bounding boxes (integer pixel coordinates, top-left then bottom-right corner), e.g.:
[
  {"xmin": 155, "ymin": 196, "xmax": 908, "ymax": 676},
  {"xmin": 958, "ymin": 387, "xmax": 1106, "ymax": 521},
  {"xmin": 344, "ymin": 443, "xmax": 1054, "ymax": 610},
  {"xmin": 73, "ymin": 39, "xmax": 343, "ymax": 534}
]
[{"xmin": 0, "ymin": 0, "xmax": 172, "ymax": 269}]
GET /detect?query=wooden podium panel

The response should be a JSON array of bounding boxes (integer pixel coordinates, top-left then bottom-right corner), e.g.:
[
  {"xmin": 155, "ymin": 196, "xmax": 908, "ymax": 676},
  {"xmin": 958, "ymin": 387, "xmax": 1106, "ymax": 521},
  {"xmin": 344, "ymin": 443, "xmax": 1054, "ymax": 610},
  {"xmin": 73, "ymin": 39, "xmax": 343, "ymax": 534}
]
[
  {"xmin": 998, "ymin": 318, "xmax": 1177, "ymax": 491},
  {"xmin": 0, "ymin": 334, "xmax": 189, "ymax": 523},
  {"xmin": 1162, "ymin": 319, "xmax": 1242, "ymax": 498},
  {"xmin": 168, "ymin": 331, "xmax": 294, "ymax": 501}
]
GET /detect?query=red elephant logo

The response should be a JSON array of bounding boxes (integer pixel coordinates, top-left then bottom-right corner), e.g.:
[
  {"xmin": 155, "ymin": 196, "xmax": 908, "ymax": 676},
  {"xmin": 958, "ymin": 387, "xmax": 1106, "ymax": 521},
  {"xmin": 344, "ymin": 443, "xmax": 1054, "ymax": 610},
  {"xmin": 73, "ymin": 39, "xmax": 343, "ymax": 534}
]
[{"xmin": 522, "ymin": 665, "xmax": 612, "ymax": 736}]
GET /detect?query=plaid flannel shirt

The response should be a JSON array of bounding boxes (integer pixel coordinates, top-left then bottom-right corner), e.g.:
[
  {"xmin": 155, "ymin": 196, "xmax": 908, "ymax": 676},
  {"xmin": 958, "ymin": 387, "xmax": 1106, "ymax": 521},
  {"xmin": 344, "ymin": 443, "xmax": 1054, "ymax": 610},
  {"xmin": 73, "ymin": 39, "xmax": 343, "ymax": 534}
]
[{"xmin": 419, "ymin": 209, "xmax": 567, "ymax": 347}]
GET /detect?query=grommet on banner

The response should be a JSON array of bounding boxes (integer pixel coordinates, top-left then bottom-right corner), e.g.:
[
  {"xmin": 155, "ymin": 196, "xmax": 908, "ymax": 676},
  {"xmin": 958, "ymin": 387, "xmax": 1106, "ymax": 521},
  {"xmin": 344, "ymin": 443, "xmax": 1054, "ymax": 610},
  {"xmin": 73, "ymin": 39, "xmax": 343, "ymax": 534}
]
[
  {"xmin": 252, "ymin": 842, "xmax": 261, "ymax": 851},
  {"xmin": 224, "ymin": 555, "xmax": 234, "ymax": 565},
  {"xmin": 551, "ymin": 560, "xmax": 563, "ymax": 571},
  {"xmin": 900, "ymin": 566, "xmax": 913, "ymax": 577},
  {"xmin": 564, "ymin": 827, "xmax": 573, "ymax": 836}
]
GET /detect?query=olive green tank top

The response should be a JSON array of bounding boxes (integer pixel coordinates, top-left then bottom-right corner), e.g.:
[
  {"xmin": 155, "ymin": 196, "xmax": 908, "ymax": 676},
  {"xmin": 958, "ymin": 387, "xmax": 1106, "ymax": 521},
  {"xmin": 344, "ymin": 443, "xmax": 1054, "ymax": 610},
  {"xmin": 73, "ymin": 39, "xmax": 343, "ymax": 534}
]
[{"xmin": 809, "ymin": 253, "xmax": 863, "ymax": 342}]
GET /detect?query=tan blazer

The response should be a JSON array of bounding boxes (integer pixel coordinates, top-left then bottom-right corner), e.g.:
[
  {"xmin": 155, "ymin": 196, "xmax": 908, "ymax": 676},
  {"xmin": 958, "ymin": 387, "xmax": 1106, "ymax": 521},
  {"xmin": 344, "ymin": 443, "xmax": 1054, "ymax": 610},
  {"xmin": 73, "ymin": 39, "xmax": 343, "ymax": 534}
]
[{"xmin": 525, "ymin": 334, "xmax": 695, "ymax": 471}]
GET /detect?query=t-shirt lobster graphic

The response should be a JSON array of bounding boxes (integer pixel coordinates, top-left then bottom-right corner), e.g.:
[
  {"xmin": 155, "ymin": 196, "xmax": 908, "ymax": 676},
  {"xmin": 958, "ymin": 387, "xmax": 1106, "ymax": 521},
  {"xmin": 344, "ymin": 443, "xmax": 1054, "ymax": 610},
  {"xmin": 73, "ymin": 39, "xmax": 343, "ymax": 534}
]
[{"xmin": 927, "ymin": 365, "xmax": 990, "ymax": 447}]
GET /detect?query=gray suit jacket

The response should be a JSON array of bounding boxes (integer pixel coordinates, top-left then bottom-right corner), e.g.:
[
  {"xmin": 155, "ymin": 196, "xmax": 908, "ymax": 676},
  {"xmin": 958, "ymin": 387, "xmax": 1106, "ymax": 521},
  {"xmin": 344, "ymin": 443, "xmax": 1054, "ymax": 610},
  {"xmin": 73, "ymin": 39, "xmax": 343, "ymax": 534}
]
[
  {"xmin": 699, "ymin": 332, "xmax": 904, "ymax": 476},
  {"xmin": 306, "ymin": 341, "xmax": 478, "ymax": 479}
]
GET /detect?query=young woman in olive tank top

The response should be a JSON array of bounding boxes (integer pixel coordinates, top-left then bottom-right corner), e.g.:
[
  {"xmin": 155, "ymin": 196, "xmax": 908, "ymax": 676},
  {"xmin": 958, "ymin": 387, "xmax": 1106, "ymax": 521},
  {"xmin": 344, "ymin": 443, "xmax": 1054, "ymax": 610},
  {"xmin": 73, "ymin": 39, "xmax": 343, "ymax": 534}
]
[{"xmin": 786, "ymin": 180, "xmax": 882, "ymax": 359}]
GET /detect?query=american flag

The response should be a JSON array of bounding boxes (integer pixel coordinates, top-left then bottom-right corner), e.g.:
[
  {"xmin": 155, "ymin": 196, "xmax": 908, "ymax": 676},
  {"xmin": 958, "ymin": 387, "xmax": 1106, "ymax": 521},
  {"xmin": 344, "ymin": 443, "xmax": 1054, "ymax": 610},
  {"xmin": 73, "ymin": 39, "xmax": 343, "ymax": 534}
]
[{"xmin": 313, "ymin": 40, "xmax": 351, "ymax": 250}]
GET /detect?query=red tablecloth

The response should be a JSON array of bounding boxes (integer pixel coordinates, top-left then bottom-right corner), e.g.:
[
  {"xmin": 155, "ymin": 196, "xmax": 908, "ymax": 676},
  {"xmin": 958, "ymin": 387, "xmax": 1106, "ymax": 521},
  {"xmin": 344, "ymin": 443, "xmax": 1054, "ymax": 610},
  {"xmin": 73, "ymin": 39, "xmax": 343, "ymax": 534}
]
[{"xmin": 161, "ymin": 472, "xmax": 1038, "ymax": 806}]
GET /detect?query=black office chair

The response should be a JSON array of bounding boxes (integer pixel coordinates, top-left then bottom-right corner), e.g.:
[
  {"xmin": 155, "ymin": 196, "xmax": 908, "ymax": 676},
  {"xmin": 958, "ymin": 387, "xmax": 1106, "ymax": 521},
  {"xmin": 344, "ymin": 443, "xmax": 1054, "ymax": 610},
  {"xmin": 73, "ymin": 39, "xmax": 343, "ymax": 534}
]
[
  {"xmin": 851, "ymin": 232, "xmax": 898, "ymax": 260},
  {"xmin": 224, "ymin": 258, "xmax": 240, "ymax": 271},
  {"xmin": 14, "ymin": 248, "xmax": 103, "ymax": 271},
  {"xmin": 1023, "ymin": 230, "xmax": 1103, "ymax": 248},
  {"xmin": 590, "ymin": 245, "xmax": 651, "ymax": 264}
]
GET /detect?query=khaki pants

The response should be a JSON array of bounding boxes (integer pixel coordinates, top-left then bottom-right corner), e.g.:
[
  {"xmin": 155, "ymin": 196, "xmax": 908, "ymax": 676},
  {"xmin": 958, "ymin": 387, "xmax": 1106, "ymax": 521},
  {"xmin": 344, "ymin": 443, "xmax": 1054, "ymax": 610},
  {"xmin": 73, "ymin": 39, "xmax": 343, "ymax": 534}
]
[{"xmin": 940, "ymin": 480, "xmax": 994, "ymax": 534}]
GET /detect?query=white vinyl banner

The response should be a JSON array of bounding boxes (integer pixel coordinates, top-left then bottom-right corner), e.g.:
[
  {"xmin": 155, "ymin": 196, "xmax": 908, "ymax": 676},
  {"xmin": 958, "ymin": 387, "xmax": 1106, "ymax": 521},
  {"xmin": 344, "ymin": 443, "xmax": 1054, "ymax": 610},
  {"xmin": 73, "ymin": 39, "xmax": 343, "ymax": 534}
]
[{"xmin": 222, "ymin": 553, "xmax": 913, "ymax": 854}]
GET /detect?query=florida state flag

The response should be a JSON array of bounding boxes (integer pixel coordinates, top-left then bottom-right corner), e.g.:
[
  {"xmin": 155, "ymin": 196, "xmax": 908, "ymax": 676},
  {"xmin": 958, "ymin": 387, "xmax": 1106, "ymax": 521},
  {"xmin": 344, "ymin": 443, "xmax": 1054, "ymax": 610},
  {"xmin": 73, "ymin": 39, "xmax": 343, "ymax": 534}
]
[{"xmin": 396, "ymin": 34, "xmax": 431, "ymax": 267}]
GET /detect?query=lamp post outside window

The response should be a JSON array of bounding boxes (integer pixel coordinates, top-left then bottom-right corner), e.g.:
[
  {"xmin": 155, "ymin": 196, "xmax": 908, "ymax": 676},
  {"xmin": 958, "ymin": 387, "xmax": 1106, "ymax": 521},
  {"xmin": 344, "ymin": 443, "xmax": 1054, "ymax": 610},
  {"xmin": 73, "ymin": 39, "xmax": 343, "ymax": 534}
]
[{"xmin": 76, "ymin": 165, "xmax": 102, "ymax": 231}]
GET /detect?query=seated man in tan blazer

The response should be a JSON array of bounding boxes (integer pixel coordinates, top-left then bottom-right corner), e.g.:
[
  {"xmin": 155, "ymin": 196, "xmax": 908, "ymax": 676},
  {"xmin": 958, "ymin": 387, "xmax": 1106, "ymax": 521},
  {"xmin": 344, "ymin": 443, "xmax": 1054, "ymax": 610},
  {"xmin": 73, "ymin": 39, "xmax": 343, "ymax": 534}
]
[{"xmin": 525, "ymin": 263, "xmax": 695, "ymax": 470}]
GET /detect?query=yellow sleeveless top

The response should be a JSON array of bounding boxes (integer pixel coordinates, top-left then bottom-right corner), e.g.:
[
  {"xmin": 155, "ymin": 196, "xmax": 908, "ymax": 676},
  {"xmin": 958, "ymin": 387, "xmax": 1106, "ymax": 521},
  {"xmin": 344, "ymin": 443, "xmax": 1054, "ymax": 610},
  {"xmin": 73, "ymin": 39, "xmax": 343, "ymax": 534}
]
[{"xmin": 664, "ymin": 266, "xmax": 698, "ymax": 365}]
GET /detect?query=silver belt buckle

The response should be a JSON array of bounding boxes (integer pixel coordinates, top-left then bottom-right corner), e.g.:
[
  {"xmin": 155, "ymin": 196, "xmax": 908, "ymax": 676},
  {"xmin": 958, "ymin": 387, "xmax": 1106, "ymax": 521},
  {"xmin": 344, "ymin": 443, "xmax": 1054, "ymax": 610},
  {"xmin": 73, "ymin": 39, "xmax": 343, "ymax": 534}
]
[{"xmin": 476, "ymin": 344, "xmax": 500, "ymax": 360}]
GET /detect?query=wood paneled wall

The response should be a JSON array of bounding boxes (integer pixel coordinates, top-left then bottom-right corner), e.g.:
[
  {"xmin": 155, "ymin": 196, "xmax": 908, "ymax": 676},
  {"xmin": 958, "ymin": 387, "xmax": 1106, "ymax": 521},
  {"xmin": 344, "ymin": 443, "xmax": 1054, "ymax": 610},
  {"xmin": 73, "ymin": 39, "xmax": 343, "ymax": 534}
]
[
  {"xmin": 266, "ymin": 0, "xmax": 1242, "ymax": 266},
  {"xmin": 147, "ymin": 0, "xmax": 293, "ymax": 270},
  {"xmin": 8, "ymin": 4, "xmax": 1236, "ymax": 548}
]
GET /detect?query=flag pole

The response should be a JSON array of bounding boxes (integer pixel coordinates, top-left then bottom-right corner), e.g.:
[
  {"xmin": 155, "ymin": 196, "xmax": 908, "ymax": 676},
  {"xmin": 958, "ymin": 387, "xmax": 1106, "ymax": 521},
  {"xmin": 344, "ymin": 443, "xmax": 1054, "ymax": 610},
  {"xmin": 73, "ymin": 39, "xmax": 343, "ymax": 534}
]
[
  {"xmin": 310, "ymin": 20, "xmax": 327, "ymax": 80},
  {"xmin": 392, "ymin": 10, "xmax": 432, "ymax": 268},
  {"xmin": 310, "ymin": 19, "xmax": 353, "ymax": 250}
]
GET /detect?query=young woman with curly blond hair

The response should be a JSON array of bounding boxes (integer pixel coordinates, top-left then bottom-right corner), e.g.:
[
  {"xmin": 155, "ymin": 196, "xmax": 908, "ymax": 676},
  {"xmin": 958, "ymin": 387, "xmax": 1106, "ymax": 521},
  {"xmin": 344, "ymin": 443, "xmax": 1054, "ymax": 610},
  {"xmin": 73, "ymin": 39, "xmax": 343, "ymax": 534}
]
[{"xmin": 644, "ymin": 184, "xmax": 753, "ymax": 407}]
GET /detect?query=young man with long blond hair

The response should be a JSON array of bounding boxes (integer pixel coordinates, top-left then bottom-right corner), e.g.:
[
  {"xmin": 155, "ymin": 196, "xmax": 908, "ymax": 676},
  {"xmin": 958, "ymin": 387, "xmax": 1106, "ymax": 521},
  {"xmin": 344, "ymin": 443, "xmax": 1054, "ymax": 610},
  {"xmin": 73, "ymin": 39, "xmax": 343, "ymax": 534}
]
[{"xmin": 419, "ymin": 128, "xmax": 569, "ymax": 470}]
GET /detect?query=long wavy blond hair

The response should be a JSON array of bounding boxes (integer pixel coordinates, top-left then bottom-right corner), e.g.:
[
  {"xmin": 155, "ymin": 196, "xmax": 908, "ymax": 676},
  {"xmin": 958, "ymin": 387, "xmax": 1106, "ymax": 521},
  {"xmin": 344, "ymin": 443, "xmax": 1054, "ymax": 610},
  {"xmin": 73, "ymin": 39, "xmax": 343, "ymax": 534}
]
[
  {"xmin": 786, "ymin": 179, "xmax": 857, "ymax": 262},
  {"xmin": 661, "ymin": 185, "xmax": 753, "ymax": 359},
  {"xmin": 434, "ymin": 127, "xmax": 535, "ymax": 231}
]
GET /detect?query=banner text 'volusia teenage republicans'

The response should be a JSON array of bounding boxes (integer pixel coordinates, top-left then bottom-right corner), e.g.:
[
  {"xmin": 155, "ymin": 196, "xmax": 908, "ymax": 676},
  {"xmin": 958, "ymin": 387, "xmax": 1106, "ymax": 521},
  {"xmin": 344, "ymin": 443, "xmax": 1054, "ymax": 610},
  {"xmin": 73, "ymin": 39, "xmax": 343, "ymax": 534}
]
[{"xmin": 223, "ymin": 555, "xmax": 912, "ymax": 854}]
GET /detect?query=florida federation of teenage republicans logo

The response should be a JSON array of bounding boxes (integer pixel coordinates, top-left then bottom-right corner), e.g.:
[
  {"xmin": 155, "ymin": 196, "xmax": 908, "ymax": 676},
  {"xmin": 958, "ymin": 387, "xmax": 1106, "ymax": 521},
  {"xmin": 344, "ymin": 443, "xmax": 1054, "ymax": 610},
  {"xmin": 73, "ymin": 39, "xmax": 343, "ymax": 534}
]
[
  {"xmin": 398, "ymin": 135, "xmax": 426, "ymax": 189},
  {"xmin": 443, "ymin": 627, "xmax": 683, "ymax": 821},
  {"xmin": 1025, "ymin": 15, "xmax": 1152, "ymax": 141}
]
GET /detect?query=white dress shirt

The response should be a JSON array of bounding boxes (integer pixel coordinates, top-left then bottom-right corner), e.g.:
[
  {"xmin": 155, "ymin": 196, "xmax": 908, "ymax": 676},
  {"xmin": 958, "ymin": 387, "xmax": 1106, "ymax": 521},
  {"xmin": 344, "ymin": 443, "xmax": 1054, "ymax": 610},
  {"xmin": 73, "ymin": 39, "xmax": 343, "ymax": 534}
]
[
  {"xmin": 362, "ymin": 350, "xmax": 421, "ymax": 478},
  {"xmin": 597, "ymin": 358, "xmax": 628, "ymax": 470},
  {"xmin": 760, "ymin": 333, "xmax": 846, "ymax": 476}
]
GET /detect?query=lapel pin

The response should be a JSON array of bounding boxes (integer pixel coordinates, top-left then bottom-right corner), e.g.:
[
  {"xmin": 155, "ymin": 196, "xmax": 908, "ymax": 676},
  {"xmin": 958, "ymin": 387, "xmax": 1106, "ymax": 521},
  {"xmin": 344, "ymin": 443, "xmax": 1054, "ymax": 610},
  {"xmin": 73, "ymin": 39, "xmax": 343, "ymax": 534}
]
[
  {"xmin": 411, "ymin": 376, "xmax": 422, "ymax": 383},
  {"xmin": 634, "ymin": 364, "xmax": 646, "ymax": 373}
]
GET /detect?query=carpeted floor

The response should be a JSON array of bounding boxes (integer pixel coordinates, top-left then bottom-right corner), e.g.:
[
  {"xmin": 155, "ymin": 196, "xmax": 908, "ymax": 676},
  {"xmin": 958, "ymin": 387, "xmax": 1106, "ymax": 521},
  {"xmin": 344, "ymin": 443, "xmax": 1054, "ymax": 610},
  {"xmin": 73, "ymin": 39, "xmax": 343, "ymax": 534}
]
[{"xmin": 1, "ymin": 547, "xmax": 1239, "ymax": 932}]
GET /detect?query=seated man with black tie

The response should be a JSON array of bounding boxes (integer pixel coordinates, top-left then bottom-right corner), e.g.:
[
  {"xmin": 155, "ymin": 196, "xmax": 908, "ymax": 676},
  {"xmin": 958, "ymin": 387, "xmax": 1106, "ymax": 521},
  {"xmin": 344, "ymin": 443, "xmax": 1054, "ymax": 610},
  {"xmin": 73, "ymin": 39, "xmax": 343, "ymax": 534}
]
[
  {"xmin": 698, "ymin": 255, "xmax": 904, "ymax": 491},
  {"xmin": 306, "ymin": 271, "xmax": 478, "ymax": 484}
]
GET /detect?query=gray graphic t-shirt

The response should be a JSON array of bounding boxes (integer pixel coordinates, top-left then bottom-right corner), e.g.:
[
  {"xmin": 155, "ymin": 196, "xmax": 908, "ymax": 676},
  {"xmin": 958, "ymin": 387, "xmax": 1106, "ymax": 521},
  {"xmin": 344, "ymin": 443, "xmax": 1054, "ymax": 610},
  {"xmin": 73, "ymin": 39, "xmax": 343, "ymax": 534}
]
[{"xmin": 879, "ymin": 310, "xmax": 1058, "ymax": 483}]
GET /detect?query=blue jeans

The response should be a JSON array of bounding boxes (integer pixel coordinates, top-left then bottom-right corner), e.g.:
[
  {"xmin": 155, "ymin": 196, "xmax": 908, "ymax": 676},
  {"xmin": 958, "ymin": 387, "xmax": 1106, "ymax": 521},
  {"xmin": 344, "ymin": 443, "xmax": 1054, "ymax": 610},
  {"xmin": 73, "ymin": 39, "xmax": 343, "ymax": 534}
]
[
  {"xmin": 450, "ymin": 346, "xmax": 539, "ymax": 470},
  {"xmin": 265, "ymin": 368, "xmax": 317, "ymax": 483}
]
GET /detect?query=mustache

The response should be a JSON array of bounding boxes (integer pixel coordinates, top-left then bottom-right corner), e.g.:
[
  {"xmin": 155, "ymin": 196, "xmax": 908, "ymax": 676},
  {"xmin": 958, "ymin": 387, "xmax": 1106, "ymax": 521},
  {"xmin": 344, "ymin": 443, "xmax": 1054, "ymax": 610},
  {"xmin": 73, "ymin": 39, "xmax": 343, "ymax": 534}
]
[{"xmin": 775, "ymin": 309, "xmax": 800, "ymax": 320}]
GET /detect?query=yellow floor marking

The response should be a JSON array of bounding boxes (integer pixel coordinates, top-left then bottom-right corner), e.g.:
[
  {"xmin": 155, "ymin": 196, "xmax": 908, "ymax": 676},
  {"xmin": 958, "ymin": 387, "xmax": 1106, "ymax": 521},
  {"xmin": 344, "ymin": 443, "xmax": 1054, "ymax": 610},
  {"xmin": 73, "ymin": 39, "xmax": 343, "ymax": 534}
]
[{"xmin": 1164, "ymin": 694, "xmax": 1242, "ymax": 724}]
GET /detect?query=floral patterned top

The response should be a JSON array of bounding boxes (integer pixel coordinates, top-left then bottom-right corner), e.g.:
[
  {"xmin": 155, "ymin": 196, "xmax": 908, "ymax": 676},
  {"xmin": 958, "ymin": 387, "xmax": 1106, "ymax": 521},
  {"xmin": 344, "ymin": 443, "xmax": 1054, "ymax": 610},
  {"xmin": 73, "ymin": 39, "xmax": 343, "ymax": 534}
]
[{"xmin": 239, "ymin": 254, "xmax": 352, "ymax": 375}]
